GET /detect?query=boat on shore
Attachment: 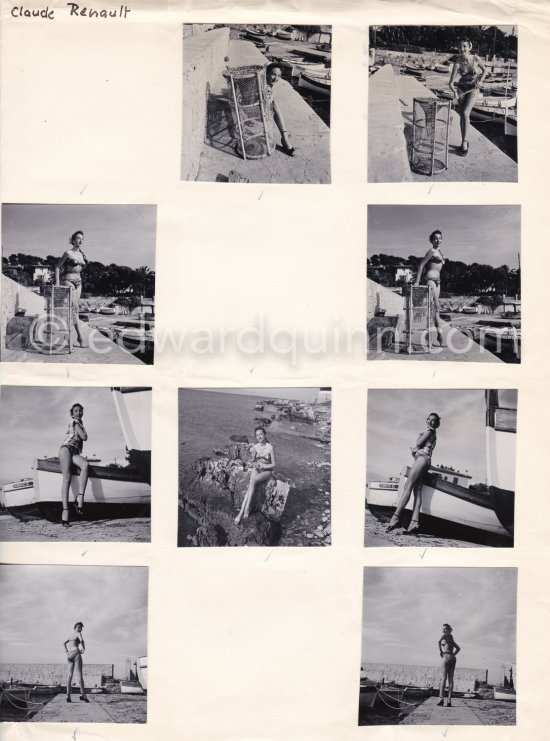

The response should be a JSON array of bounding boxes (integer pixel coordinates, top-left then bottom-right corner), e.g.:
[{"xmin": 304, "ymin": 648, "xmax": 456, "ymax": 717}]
[
  {"xmin": 3, "ymin": 388, "xmax": 151, "ymax": 522},
  {"xmin": 494, "ymin": 686, "xmax": 516, "ymax": 701},
  {"xmin": 0, "ymin": 479, "xmax": 34, "ymax": 511},
  {"xmin": 298, "ymin": 70, "xmax": 331, "ymax": 96},
  {"xmin": 435, "ymin": 63, "xmax": 451, "ymax": 74},
  {"xmin": 136, "ymin": 656, "xmax": 148, "ymax": 691},
  {"xmin": 485, "ymin": 390, "xmax": 516, "ymax": 536},
  {"xmin": 120, "ymin": 680, "xmax": 144, "ymax": 695}
]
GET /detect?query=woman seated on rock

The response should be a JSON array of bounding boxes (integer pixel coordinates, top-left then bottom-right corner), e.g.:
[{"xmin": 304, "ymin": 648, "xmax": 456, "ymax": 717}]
[{"xmin": 234, "ymin": 426, "xmax": 276, "ymax": 525}]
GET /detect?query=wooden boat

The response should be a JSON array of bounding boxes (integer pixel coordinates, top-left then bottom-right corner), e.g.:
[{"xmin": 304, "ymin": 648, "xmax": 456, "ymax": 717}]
[
  {"xmin": 435, "ymin": 63, "xmax": 451, "ymax": 73},
  {"xmin": 485, "ymin": 390, "xmax": 516, "ymax": 536},
  {"xmin": 4, "ymin": 388, "xmax": 151, "ymax": 521},
  {"xmin": 136, "ymin": 656, "xmax": 148, "ymax": 691},
  {"xmin": 298, "ymin": 70, "xmax": 331, "ymax": 96},
  {"xmin": 120, "ymin": 680, "xmax": 144, "ymax": 695},
  {"xmin": 277, "ymin": 29, "xmax": 293, "ymax": 40},
  {"xmin": 403, "ymin": 65, "xmax": 425, "ymax": 77},
  {"xmin": 494, "ymin": 686, "xmax": 516, "ymax": 701},
  {"xmin": 291, "ymin": 61, "xmax": 326, "ymax": 77},
  {"xmin": 481, "ymin": 326, "xmax": 521, "ymax": 356},
  {"xmin": 0, "ymin": 478, "xmax": 34, "ymax": 510}
]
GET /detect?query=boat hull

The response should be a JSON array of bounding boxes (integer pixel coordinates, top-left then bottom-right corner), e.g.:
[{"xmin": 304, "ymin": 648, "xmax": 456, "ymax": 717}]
[
  {"xmin": 298, "ymin": 72, "xmax": 331, "ymax": 96},
  {"xmin": 120, "ymin": 680, "xmax": 144, "ymax": 695},
  {"xmin": 368, "ymin": 470, "xmax": 510, "ymax": 538},
  {"xmin": 3, "ymin": 459, "xmax": 151, "ymax": 522},
  {"xmin": 494, "ymin": 688, "xmax": 516, "ymax": 701},
  {"xmin": 136, "ymin": 656, "xmax": 148, "ymax": 691}
]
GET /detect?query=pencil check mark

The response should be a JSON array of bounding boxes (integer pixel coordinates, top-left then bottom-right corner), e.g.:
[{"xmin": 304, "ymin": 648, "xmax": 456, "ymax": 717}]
[
  {"xmin": 442, "ymin": 727, "xmax": 449, "ymax": 737},
  {"xmin": 420, "ymin": 548, "xmax": 427, "ymax": 559}
]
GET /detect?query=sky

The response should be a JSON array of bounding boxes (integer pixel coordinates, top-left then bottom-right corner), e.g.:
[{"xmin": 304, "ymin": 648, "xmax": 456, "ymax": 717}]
[
  {"xmin": 207, "ymin": 388, "xmax": 326, "ymax": 402},
  {"xmin": 0, "ymin": 565, "xmax": 148, "ymax": 676},
  {"xmin": 367, "ymin": 389, "xmax": 490, "ymax": 484},
  {"xmin": 368, "ymin": 205, "xmax": 520, "ymax": 269},
  {"xmin": 0, "ymin": 386, "xmax": 149, "ymax": 485},
  {"xmin": 361, "ymin": 568, "xmax": 517, "ymax": 683},
  {"xmin": 2, "ymin": 204, "xmax": 156, "ymax": 270}
]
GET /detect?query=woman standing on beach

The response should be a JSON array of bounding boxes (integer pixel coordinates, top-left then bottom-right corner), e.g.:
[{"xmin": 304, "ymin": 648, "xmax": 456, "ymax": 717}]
[
  {"xmin": 55, "ymin": 230, "xmax": 89, "ymax": 348},
  {"xmin": 63, "ymin": 621, "xmax": 89, "ymax": 703},
  {"xmin": 437, "ymin": 623, "xmax": 461, "ymax": 707},
  {"xmin": 449, "ymin": 39, "xmax": 487, "ymax": 156},
  {"xmin": 59, "ymin": 403, "xmax": 89, "ymax": 527},
  {"xmin": 265, "ymin": 62, "xmax": 296, "ymax": 157},
  {"xmin": 234, "ymin": 426, "xmax": 276, "ymax": 525},
  {"xmin": 415, "ymin": 229, "xmax": 446, "ymax": 348},
  {"xmin": 386, "ymin": 412, "xmax": 441, "ymax": 534}
]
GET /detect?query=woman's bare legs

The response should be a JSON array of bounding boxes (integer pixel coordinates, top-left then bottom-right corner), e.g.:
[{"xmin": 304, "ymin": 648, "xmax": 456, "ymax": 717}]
[
  {"xmin": 67, "ymin": 659, "xmax": 75, "ymax": 697},
  {"xmin": 63, "ymin": 281, "xmax": 85, "ymax": 347},
  {"xmin": 446, "ymin": 659, "xmax": 456, "ymax": 703},
  {"xmin": 59, "ymin": 446, "xmax": 73, "ymax": 525},
  {"xmin": 235, "ymin": 470, "xmax": 272, "ymax": 524},
  {"xmin": 75, "ymin": 653, "xmax": 87, "ymax": 699},
  {"xmin": 272, "ymin": 100, "xmax": 295, "ymax": 153},
  {"xmin": 458, "ymin": 90, "xmax": 477, "ymax": 150},
  {"xmin": 427, "ymin": 279, "xmax": 444, "ymax": 347},
  {"xmin": 387, "ymin": 456, "xmax": 430, "ymax": 530},
  {"xmin": 407, "ymin": 480, "xmax": 423, "ymax": 532},
  {"xmin": 72, "ymin": 454, "xmax": 89, "ymax": 511}
]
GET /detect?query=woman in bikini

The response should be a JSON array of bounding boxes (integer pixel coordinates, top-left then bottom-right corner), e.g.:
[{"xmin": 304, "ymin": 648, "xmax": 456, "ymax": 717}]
[
  {"xmin": 265, "ymin": 63, "xmax": 296, "ymax": 157},
  {"xmin": 63, "ymin": 621, "xmax": 89, "ymax": 703},
  {"xmin": 55, "ymin": 230, "xmax": 89, "ymax": 348},
  {"xmin": 386, "ymin": 412, "xmax": 441, "ymax": 535},
  {"xmin": 415, "ymin": 229, "xmax": 446, "ymax": 348},
  {"xmin": 59, "ymin": 403, "xmax": 89, "ymax": 527},
  {"xmin": 234, "ymin": 426, "xmax": 276, "ymax": 525},
  {"xmin": 449, "ymin": 39, "xmax": 487, "ymax": 156},
  {"xmin": 437, "ymin": 623, "xmax": 461, "ymax": 707}
]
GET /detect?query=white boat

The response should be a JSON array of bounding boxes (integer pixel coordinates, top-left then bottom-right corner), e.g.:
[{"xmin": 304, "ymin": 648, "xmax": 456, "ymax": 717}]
[
  {"xmin": 0, "ymin": 478, "xmax": 34, "ymax": 510},
  {"xmin": 480, "ymin": 95, "xmax": 516, "ymax": 109},
  {"xmin": 481, "ymin": 326, "xmax": 521, "ymax": 356},
  {"xmin": 485, "ymin": 390, "xmax": 516, "ymax": 536},
  {"xmin": 98, "ymin": 305, "xmax": 117, "ymax": 315},
  {"xmin": 136, "ymin": 656, "xmax": 148, "ymax": 691},
  {"xmin": 5, "ymin": 388, "xmax": 151, "ymax": 521},
  {"xmin": 277, "ymin": 29, "xmax": 293, "ymax": 40},
  {"xmin": 119, "ymin": 680, "xmax": 144, "ymax": 695},
  {"xmin": 298, "ymin": 70, "xmax": 331, "ymax": 96},
  {"xmin": 365, "ymin": 477, "xmax": 399, "ymax": 506},
  {"xmin": 494, "ymin": 687, "xmax": 516, "ymax": 701},
  {"xmin": 291, "ymin": 62, "xmax": 326, "ymax": 77},
  {"xmin": 435, "ymin": 63, "xmax": 451, "ymax": 73}
]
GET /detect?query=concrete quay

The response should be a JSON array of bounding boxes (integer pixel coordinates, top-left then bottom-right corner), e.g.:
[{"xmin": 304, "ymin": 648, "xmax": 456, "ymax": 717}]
[{"xmin": 402, "ymin": 695, "xmax": 483, "ymax": 725}]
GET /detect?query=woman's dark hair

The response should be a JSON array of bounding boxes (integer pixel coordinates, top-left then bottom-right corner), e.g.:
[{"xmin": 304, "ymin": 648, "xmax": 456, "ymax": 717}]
[
  {"xmin": 442, "ymin": 623, "xmax": 452, "ymax": 631},
  {"xmin": 265, "ymin": 62, "xmax": 282, "ymax": 77},
  {"xmin": 459, "ymin": 38, "xmax": 472, "ymax": 47},
  {"xmin": 429, "ymin": 412, "xmax": 441, "ymax": 429},
  {"xmin": 74, "ymin": 621, "xmax": 84, "ymax": 630},
  {"xmin": 70, "ymin": 230, "xmax": 84, "ymax": 245},
  {"xmin": 429, "ymin": 229, "xmax": 442, "ymax": 242},
  {"xmin": 70, "ymin": 403, "xmax": 84, "ymax": 415}
]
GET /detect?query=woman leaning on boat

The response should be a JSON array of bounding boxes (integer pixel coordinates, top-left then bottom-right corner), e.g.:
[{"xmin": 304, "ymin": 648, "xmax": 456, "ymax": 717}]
[
  {"xmin": 63, "ymin": 621, "xmax": 89, "ymax": 703},
  {"xmin": 386, "ymin": 412, "xmax": 441, "ymax": 535},
  {"xmin": 449, "ymin": 39, "xmax": 487, "ymax": 156},
  {"xmin": 59, "ymin": 403, "xmax": 89, "ymax": 527}
]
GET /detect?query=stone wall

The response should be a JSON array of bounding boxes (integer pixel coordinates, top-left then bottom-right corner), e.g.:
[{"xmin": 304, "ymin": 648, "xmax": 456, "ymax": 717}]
[
  {"xmin": 367, "ymin": 278, "xmax": 405, "ymax": 320},
  {"xmin": 364, "ymin": 662, "xmax": 487, "ymax": 693},
  {"xmin": 181, "ymin": 27, "xmax": 230, "ymax": 181},
  {"xmin": 1, "ymin": 275, "xmax": 45, "ymax": 341},
  {"xmin": 0, "ymin": 662, "xmax": 114, "ymax": 688},
  {"xmin": 368, "ymin": 65, "xmax": 412, "ymax": 182}
]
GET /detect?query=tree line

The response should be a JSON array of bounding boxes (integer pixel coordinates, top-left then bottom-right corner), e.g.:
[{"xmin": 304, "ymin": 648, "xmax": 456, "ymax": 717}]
[
  {"xmin": 370, "ymin": 25, "xmax": 517, "ymax": 58},
  {"xmin": 368, "ymin": 253, "xmax": 520, "ymax": 297},
  {"xmin": 2, "ymin": 253, "xmax": 155, "ymax": 297}
]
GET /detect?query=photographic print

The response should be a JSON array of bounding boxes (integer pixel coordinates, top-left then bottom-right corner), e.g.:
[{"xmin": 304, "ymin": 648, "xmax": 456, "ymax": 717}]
[
  {"xmin": 0, "ymin": 565, "xmax": 148, "ymax": 723},
  {"xmin": 359, "ymin": 567, "xmax": 517, "ymax": 726},
  {"xmin": 0, "ymin": 386, "xmax": 152, "ymax": 542},
  {"xmin": 1, "ymin": 204, "xmax": 156, "ymax": 364},
  {"xmin": 178, "ymin": 388, "xmax": 331, "ymax": 547},
  {"xmin": 368, "ymin": 25, "xmax": 517, "ymax": 182},
  {"xmin": 367, "ymin": 205, "xmax": 521, "ymax": 362},
  {"xmin": 365, "ymin": 389, "xmax": 516, "ymax": 547},
  {"xmin": 182, "ymin": 24, "xmax": 331, "ymax": 183}
]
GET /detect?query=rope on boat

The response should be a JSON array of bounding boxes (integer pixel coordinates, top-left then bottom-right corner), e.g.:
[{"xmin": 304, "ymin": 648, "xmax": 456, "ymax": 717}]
[
  {"xmin": 0, "ymin": 688, "xmax": 51, "ymax": 709},
  {"xmin": 375, "ymin": 688, "xmax": 418, "ymax": 710}
]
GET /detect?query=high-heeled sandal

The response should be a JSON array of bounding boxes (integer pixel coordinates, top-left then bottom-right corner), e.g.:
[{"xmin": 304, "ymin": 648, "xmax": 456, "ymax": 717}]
[
  {"xmin": 62, "ymin": 508, "xmax": 70, "ymax": 528},
  {"xmin": 459, "ymin": 141, "xmax": 469, "ymax": 157},
  {"xmin": 404, "ymin": 519, "xmax": 420, "ymax": 535},
  {"xmin": 386, "ymin": 516, "xmax": 401, "ymax": 533},
  {"xmin": 281, "ymin": 131, "xmax": 296, "ymax": 157},
  {"xmin": 66, "ymin": 695, "xmax": 72, "ymax": 703},
  {"xmin": 80, "ymin": 695, "xmax": 90, "ymax": 703},
  {"xmin": 73, "ymin": 494, "xmax": 84, "ymax": 517}
]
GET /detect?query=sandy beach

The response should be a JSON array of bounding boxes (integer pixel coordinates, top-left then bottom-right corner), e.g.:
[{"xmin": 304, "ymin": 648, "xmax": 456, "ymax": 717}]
[{"xmin": 0, "ymin": 513, "xmax": 150, "ymax": 542}]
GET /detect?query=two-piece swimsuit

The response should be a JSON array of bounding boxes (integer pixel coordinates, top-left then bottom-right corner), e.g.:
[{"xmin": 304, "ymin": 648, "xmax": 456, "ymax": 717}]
[
  {"xmin": 254, "ymin": 446, "xmax": 272, "ymax": 470},
  {"xmin": 66, "ymin": 635, "xmax": 81, "ymax": 662},
  {"xmin": 60, "ymin": 419, "xmax": 84, "ymax": 456},
  {"xmin": 61, "ymin": 252, "xmax": 85, "ymax": 288},
  {"xmin": 425, "ymin": 252, "xmax": 444, "ymax": 286},
  {"xmin": 456, "ymin": 57, "xmax": 481, "ymax": 95},
  {"xmin": 440, "ymin": 637, "xmax": 457, "ymax": 665},
  {"xmin": 414, "ymin": 428, "xmax": 436, "ymax": 463}
]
